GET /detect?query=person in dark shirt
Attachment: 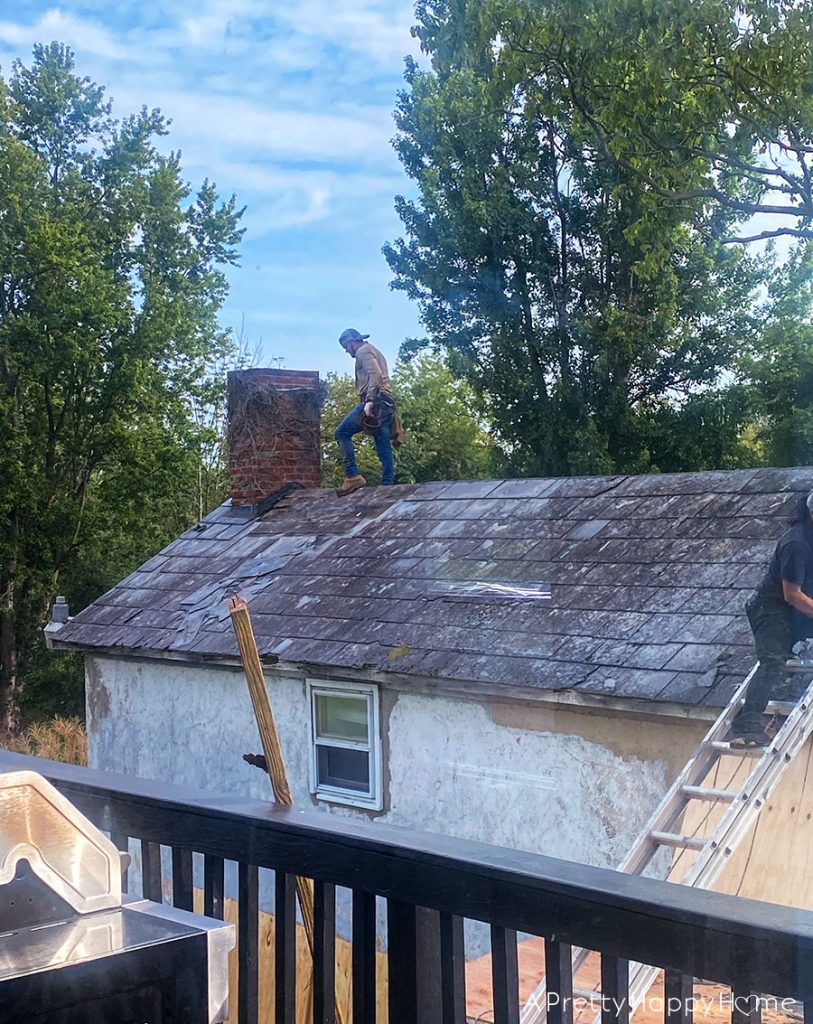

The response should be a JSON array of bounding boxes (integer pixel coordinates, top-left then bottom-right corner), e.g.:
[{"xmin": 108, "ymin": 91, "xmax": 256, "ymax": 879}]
[{"xmin": 731, "ymin": 491, "xmax": 813, "ymax": 746}]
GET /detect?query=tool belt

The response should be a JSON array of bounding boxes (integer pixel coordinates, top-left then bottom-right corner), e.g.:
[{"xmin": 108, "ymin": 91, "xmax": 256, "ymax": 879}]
[{"xmin": 359, "ymin": 394, "xmax": 395, "ymax": 436}]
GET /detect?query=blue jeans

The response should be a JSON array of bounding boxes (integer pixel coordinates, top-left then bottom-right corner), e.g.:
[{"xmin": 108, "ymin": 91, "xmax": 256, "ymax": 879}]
[{"xmin": 335, "ymin": 401, "xmax": 395, "ymax": 484}]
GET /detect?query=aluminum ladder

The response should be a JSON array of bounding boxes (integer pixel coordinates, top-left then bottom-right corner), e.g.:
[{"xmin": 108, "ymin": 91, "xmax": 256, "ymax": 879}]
[{"xmin": 520, "ymin": 661, "xmax": 813, "ymax": 1024}]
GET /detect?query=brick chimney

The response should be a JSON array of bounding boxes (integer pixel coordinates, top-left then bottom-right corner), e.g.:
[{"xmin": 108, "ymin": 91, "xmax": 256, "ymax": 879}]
[{"xmin": 227, "ymin": 368, "xmax": 324, "ymax": 506}]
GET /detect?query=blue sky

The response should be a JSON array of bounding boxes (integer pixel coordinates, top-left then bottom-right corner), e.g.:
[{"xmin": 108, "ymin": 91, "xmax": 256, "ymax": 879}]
[{"xmin": 0, "ymin": 1, "xmax": 425, "ymax": 376}]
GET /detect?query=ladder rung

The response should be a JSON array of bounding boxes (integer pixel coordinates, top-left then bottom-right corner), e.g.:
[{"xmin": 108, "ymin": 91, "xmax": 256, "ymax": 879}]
[
  {"xmin": 650, "ymin": 830, "xmax": 706, "ymax": 851},
  {"xmin": 765, "ymin": 700, "xmax": 797, "ymax": 716},
  {"xmin": 785, "ymin": 661, "xmax": 813, "ymax": 673},
  {"xmin": 710, "ymin": 740, "xmax": 764, "ymax": 756},
  {"xmin": 681, "ymin": 784, "xmax": 737, "ymax": 803}
]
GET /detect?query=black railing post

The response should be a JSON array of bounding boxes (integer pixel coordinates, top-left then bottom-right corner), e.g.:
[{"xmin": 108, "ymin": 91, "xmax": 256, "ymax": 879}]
[
  {"xmin": 171, "ymin": 847, "xmax": 193, "ymax": 911},
  {"xmin": 141, "ymin": 839, "xmax": 162, "ymax": 902},
  {"xmin": 203, "ymin": 854, "xmax": 225, "ymax": 920},
  {"xmin": 352, "ymin": 890, "xmax": 377, "ymax": 1024},
  {"xmin": 238, "ymin": 862, "xmax": 259, "ymax": 1024},
  {"xmin": 732, "ymin": 992, "xmax": 761, "ymax": 1024},
  {"xmin": 664, "ymin": 970, "xmax": 693, "ymax": 1024},
  {"xmin": 388, "ymin": 899, "xmax": 418, "ymax": 1024},
  {"xmin": 545, "ymin": 939, "xmax": 574, "ymax": 1024},
  {"xmin": 601, "ymin": 955, "xmax": 630, "ymax": 1024},
  {"xmin": 275, "ymin": 872, "xmax": 297, "ymax": 1024},
  {"xmin": 491, "ymin": 925, "xmax": 520, "ymax": 1024},
  {"xmin": 439, "ymin": 912, "xmax": 466, "ymax": 1024},
  {"xmin": 313, "ymin": 881, "xmax": 337, "ymax": 1024}
]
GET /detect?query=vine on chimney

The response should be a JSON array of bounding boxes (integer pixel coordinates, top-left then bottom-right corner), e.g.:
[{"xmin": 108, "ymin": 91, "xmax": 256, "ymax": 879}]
[{"xmin": 228, "ymin": 374, "xmax": 326, "ymax": 496}]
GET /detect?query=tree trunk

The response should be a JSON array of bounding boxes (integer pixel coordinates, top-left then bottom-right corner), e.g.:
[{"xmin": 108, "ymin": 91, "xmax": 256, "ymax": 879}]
[
  {"xmin": 0, "ymin": 578, "xmax": 19, "ymax": 735},
  {"xmin": 0, "ymin": 508, "xmax": 21, "ymax": 734}
]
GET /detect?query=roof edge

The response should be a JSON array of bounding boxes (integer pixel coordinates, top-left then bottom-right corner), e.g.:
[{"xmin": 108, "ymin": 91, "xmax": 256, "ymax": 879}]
[{"xmin": 68, "ymin": 642, "xmax": 719, "ymax": 724}]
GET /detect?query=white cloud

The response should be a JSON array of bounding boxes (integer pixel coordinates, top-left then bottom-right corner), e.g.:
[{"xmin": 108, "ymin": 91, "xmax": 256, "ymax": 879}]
[
  {"xmin": 181, "ymin": 0, "xmax": 261, "ymax": 48},
  {"xmin": 248, "ymin": 186, "xmax": 330, "ymax": 232},
  {"xmin": 274, "ymin": 0, "xmax": 419, "ymax": 66},
  {"xmin": 0, "ymin": 9, "xmax": 128, "ymax": 60},
  {"xmin": 111, "ymin": 84, "xmax": 395, "ymax": 165}
]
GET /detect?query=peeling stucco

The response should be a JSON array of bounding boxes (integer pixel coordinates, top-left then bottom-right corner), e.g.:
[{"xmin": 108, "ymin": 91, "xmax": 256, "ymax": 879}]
[
  {"xmin": 85, "ymin": 657, "xmax": 111, "ymax": 728},
  {"xmin": 87, "ymin": 655, "xmax": 696, "ymax": 866},
  {"xmin": 86, "ymin": 654, "xmax": 698, "ymax": 952},
  {"xmin": 487, "ymin": 698, "xmax": 704, "ymax": 782}
]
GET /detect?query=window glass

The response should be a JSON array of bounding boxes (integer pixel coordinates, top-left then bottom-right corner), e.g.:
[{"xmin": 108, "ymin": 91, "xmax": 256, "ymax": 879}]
[
  {"xmin": 315, "ymin": 693, "xmax": 369, "ymax": 743},
  {"xmin": 316, "ymin": 746, "xmax": 370, "ymax": 792},
  {"xmin": 308, "ymin": 681, "xmax": 381, "ymax": 808}
]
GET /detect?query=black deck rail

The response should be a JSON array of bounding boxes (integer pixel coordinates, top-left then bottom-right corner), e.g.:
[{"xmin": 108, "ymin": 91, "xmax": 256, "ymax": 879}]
[{"xmin": 2, "ymin": 750, "xmax": 812, "ymax": 1024}]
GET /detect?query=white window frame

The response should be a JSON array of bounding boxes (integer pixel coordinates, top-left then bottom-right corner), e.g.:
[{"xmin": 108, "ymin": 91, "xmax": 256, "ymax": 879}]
[{"xmin": 307, "ymin": 679, "xmax": 382, "ymax": 810}]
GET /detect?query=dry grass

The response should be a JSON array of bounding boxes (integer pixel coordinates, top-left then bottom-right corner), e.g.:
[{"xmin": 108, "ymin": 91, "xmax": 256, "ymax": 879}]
[{"xmin": 3, "ymin": 716, "xmax": 88, "ymax": 766}]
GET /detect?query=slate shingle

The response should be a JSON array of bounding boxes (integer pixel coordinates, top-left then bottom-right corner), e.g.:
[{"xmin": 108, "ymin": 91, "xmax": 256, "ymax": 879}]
[{"xmin": 54, "ymin": 467, "xmax": 813, "ymax": 710}]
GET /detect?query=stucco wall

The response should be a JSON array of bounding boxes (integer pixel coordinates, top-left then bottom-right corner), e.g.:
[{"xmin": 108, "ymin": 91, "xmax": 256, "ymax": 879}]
[
  {"xmin": 87, "ymin": 654, "xmax": 706, "ymax": 953},
  {"xmin": 86, "ymin": 654, "xmax": 704, "ymax": 868}
]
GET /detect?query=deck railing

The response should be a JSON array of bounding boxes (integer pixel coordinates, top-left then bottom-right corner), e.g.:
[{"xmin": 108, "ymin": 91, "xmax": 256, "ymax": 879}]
[{"xmin": 2, "ymin": 750, "xmax": 812, "ymax": 1024}]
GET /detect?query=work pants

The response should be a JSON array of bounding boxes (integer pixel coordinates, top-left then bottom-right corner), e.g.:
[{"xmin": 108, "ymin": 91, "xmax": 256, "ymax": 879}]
[
  {"xmin": 335, "ymin": 399, "xmax": 395, "ymax": 485},
  {"xmin": 732, "ymin": 593, "xmax": 793, "ymax": 732}
]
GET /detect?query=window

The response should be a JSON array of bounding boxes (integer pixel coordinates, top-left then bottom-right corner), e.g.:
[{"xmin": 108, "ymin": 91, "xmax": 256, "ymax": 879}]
[{"xmin": 307, "ymin": 680, "xmax": 382, "ymax": 809}]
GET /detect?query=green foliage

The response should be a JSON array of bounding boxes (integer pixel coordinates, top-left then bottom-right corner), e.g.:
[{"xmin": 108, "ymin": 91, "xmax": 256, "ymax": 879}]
[
  {"xmin": 430, "ymin": 0, "xmax": 813, "ymax": 245},
  {"xmin": 321, "ymin": 353, "xmax": 499, "ymax": 486},
  {"xmin": 741, "ymin": 244, "xmax": 813, "ymax": 466},
  {"xmin": 0, "ymin": 44, "xmax": 245, "ymax": 726},
  {"xmin": 386, "ymin": 2, "xmax": 774, "ymax": 477}
]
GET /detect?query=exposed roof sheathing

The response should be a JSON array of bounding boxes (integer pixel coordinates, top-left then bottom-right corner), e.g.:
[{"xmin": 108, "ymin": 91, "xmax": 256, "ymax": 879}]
[{"xmin": 55, "ymin": 467, "xmax": 813, "ymax": 709}]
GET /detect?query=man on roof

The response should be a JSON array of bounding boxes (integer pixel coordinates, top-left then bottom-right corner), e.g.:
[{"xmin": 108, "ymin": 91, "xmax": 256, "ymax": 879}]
[
  {"xmin": 335, "ymin": 328, "xmax": 404, "ymax": 496},
  {"xmin": 731, "ymin": 490, "xmax": 813, "ymax": 746}
]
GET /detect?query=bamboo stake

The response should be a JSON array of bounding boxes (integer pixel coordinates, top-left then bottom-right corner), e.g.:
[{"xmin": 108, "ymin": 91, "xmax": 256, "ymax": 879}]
[{"xmin": 228, "ymin": 595, "xmax": 346, "ymax": 1024}]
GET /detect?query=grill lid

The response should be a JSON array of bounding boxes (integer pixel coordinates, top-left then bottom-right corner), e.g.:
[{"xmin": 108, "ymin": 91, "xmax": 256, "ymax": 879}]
[{"xmin": 0, "ymin": 771, "xmax": 122, "ymax": 916}]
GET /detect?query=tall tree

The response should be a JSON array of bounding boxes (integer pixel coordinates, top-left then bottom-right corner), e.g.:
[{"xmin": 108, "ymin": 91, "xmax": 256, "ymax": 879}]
[
  {"xmin": 385, "ymin": 1, "xmax": 770, "ymax": 476},
  {"xmin": 0, "ymin": 44, "xmax": 244, "ymax": 727},
  {"xmin": 742, "ymin": 243, "xmax": 813, "ymax": 465},
  {"xmin": 455, "ymin": 0, "xmax": 813, "ymax": 244}
]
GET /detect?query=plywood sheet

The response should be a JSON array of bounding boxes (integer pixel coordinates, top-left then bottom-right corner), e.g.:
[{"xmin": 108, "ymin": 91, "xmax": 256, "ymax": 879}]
[
  {"xmin": 192, "ymin": 890, "xmax": 389, "ymax": 1024},
  {"xmin": 466, "ymin": 736, "xmax": 813, "ymax": 1021},
  {"xmin": 675, "ymin": 735, "xmax": 813, "ymax": 907}
]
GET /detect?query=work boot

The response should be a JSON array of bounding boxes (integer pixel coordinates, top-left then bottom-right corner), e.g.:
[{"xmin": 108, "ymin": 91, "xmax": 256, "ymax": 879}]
[
  {"xmin": 729, "ymin": 720, "xmax": 769, "ymax": 748},
  {"xmin": 337, "ymin": 474, "xmax": 366, "ymax": 496},
  {"xmin": 730, "ymin": 730, "xmax": 769, "ymax": 749}
]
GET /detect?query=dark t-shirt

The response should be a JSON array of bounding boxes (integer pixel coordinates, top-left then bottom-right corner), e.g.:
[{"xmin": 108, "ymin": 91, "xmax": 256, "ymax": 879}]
[{"xmin": 757, "ymin": 519, "xmax": 813, "ymax": 603}]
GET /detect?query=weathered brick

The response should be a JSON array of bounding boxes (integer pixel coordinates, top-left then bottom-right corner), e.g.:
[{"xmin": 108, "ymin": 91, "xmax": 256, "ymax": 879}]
[{"xmin": 227, "ymin": 367, "xmax": 324, "ymax": 504}]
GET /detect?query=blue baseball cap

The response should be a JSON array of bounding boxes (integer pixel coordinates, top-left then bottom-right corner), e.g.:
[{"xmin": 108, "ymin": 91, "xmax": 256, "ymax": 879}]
[{"xmin": 338, "ymin": 328, "xmax": 370, "ymax": 347}]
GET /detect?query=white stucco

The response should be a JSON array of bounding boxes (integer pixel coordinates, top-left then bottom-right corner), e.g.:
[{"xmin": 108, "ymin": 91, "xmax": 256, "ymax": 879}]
[
  {"xmin": 86, "ymin": 656, "xmax": 313, "ymax": 805},
  {"xmin": 384, "ymin": 694, "xmax": 660, "ymax": 868},
  {"xmin": 87, "ymin": 654, "xmax": 691, "ymax": 953},
  {"xmin": 87, "ymin": 655, "xmax": 676, "ymax": 868}
]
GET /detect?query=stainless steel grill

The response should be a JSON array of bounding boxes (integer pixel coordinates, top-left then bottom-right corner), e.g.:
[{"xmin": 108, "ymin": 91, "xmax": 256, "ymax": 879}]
[{"xmin": 0, "ymin": 770, "xmax": 233, "ymax": 1024}]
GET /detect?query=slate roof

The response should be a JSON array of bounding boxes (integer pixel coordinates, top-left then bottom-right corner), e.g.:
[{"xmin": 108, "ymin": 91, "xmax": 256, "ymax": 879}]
[{"xmin": 54, "ymin": 467, "xmax": 813, "ymax": 710}]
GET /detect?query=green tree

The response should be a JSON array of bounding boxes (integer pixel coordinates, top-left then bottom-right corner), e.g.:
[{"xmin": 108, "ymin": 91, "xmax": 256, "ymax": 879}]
[
  {"xmin": 741, "ymin": 244, "xmax": 813, "ymax": 465},
  {"xmin": 321, "ymin": 353, "xmax": 499, "ymax": 486},
  {"xmin": 385, "ymin": 2, "xmax": 770, "ymax": 476},
  {"xmin": 0, "ymin": 44, "xmax": 244, "ymax": 727},
  {"xmin": 461, "ymin": 0, "xmax": 813, "ymax": 245}
]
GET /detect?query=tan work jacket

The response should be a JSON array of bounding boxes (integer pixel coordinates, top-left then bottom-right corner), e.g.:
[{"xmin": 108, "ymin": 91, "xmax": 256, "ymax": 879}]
[
  {"xmin": 354, "ymin": 341, "xmax": 404, "ymax": 447},
  {"xmin": 354, "ymin": 342, "xmax": 392, "ymax": 402}
]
